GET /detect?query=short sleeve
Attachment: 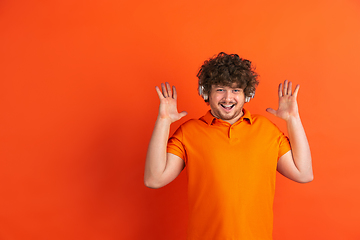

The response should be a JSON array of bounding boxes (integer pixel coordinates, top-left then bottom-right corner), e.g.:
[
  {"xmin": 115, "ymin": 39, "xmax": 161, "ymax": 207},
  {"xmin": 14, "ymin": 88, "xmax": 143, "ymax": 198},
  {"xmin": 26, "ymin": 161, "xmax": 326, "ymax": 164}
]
[
  {"xmin": 167, "ymin": 126, "xmax": 187, "ymax": 163},
  {"xmin": 278, "ymin": 132, "xmax": 291, "ymax": 159}
]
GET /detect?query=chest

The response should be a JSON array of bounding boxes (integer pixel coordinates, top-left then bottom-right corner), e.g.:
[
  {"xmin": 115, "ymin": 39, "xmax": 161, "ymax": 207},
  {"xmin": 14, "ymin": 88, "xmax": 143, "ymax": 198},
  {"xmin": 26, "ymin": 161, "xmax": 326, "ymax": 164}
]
[{"xmin": 182, "ymin": 123, "xmax": 280, "ymax": 177}]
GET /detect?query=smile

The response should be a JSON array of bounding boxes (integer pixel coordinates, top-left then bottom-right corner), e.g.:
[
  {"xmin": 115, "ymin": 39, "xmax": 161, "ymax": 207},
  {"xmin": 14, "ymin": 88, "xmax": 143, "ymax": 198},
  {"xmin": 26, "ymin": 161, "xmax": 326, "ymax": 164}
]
[{"xmin": 220, "ymin": 104, "xmax": 235, "ymax": 111}]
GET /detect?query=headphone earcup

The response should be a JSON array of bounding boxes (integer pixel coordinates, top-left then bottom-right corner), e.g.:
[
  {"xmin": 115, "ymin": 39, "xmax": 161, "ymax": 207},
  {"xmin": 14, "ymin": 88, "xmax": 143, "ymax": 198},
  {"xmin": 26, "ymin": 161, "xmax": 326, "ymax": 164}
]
[
  {"xmin": 198, "ymin": 86, "xmax": 207, "ymax": 100},
  {"xmin": 245, "ymin": 91, "xmax": 255, "ymax": 103},
  {"xmin": 203, "ymin": 93, "xmax": 208, "ymax": 101}
]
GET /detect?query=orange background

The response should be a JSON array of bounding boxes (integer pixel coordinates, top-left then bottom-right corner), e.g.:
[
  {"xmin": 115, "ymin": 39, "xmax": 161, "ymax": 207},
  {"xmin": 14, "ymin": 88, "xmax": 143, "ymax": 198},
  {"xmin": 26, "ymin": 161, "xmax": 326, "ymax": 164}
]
[{"xmin": 1, "ymin": 0, "xmax": 360, "ymax": 239}]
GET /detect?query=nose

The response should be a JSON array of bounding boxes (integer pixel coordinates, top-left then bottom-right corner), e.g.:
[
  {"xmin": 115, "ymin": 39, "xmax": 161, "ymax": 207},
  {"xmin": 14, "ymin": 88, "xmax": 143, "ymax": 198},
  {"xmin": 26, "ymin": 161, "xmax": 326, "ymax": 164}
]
[{"xmin": 224, "ymin": 90, "xmax": 232, "ymax": 102}]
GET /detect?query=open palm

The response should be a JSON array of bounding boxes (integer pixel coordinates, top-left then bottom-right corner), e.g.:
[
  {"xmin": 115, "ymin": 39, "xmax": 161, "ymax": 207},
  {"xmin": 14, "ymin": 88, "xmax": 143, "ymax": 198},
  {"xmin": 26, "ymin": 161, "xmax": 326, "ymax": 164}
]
[
  {"xmin": 155, "ymin": 82, "xmax": 187, "ymax": 123},
  {"xmin": 266, "ymin": 80, "xmax": 300, "ymax": 121}
]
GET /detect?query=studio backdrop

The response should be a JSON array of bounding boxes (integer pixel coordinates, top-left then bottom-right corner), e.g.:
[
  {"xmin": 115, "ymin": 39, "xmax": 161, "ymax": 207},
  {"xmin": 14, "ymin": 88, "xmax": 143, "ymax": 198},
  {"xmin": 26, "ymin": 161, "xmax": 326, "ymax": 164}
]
[{"xmin": 0, "ymin": 0, "xmax": 359, "ymax": 239}]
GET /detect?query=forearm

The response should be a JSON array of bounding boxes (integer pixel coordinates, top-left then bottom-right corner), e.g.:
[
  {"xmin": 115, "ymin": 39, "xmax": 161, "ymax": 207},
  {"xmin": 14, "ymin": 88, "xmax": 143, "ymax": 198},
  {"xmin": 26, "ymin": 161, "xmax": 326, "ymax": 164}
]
[
  {"xmin": 144, "ymin": 117, "xmax": 172, "ymax": 186},
  {"xmin": 286, "ymin": 115, "xmax": 313, "ymax": 181}
]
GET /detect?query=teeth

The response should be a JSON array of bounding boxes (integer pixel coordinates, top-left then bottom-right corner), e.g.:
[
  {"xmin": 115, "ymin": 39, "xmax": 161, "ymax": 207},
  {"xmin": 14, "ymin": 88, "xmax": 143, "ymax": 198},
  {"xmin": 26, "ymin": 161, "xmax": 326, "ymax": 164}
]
[{"xmin": 222, "ymin": 104, "xmax": 234, "ymax": 107}]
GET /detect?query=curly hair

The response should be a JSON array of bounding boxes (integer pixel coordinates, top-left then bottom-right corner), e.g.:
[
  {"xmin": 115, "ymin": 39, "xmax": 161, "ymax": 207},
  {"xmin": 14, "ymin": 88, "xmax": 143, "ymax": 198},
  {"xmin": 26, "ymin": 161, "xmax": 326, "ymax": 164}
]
[{"xmin": 197, "ymin": 52, "xmax": 259, "ymax": 102}]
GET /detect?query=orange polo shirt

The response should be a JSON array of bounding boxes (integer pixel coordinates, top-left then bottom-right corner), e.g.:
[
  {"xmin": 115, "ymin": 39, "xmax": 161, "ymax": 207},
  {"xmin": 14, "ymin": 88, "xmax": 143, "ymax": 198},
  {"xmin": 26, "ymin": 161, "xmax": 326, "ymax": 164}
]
[{"xmin": 167, "ymin": 109, "xmax": 291, "ymax": 240}]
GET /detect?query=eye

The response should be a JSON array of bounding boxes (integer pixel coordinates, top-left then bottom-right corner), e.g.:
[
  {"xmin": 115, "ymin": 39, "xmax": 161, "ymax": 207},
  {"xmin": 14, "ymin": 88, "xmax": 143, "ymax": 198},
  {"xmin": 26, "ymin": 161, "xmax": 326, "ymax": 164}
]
[
  {"xmin": 233, "ymin": 89, "xmax": 242, "ymax": 93},
  {"xmin": 216, "ymin": 89, "xmax": 224, "ymax": 92}
]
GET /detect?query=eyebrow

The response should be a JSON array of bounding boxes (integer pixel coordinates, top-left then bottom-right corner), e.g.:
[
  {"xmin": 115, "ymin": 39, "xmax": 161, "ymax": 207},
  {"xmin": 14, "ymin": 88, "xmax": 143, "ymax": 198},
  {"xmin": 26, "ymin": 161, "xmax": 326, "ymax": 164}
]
[{"xmin": 214, "ymin": 85, "xmax": 243, "ymax": 89}]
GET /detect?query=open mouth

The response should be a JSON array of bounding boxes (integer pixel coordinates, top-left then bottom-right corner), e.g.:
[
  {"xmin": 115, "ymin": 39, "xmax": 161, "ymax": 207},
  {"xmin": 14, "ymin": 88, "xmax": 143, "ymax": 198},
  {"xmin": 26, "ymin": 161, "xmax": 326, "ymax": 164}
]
[{"xmin": 220, "ymin": 104, "xmax": 235, "ymax": 111}]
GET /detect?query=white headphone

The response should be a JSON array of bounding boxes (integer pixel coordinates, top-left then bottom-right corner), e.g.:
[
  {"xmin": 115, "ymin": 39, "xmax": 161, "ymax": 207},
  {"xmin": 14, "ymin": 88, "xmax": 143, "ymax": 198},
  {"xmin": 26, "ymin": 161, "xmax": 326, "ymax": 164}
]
[
  {"xmin": 198, "ymin": 85, "xmax": 208, "ymax": 101},
  {"xmin": 245, "ymin": 92, "xmax": 255, "ymax": 103},
  {"xmin": 198, "ymin": 85, "xmax": 255, "ymax": 102}
]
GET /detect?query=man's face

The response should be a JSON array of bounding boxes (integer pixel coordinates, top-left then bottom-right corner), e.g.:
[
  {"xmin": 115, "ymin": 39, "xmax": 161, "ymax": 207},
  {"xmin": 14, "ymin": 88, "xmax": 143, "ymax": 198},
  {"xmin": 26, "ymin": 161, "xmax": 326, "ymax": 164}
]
[{"xmin": 208, "ymin": 83, "xmax": 245, "ymax": 125}]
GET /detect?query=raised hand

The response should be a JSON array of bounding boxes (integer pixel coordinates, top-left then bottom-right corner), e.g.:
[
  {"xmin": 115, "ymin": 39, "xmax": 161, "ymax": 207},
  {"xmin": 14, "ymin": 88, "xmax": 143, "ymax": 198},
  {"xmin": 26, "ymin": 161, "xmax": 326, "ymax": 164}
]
[
  {"xmin": 266, "ymin": 80, "xmax": 300, "ymax": 121},
  {"xmin": 155, "ymin": 82, "xmax": 187, "ymax": 123}
]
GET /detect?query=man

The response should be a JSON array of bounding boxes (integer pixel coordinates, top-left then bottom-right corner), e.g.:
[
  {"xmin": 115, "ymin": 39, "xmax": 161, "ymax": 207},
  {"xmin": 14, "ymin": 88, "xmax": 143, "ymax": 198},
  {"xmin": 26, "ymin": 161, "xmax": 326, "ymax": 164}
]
[{"xmin": 144, "ymin": 52, "xmax": 313, "ymax": 239}]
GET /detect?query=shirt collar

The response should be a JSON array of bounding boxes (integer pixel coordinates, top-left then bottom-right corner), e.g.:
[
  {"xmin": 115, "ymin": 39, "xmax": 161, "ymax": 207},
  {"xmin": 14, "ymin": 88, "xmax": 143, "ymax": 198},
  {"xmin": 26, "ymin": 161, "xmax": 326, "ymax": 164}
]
[{"xmin": 201, "ymin": 108, "xmax": 253, "ymax": 125}]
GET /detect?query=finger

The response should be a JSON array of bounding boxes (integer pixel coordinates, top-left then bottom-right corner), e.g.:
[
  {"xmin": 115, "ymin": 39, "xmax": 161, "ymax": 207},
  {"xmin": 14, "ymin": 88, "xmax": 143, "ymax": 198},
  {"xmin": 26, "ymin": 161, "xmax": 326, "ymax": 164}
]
[
  {"xmin": 179, "ymin": 111, "xmax": 188, "ymax": 119},
  {"xmin": 166, "ymin": 82, "xmax": 172, "ymax": 98},
  {"xmin": 283, "ymin": 80, "xmax": 288, "ymax": 95},
  {"xmin": 293, "ymin": 84, "xmax": 300, "ymax": 98},
  {"xmin": 155, "ymin": 86, "xmax": 165, "ymax": 99},
  {"xmin": 266, "ymin": 108, "xmax": 277, "ymax": 116},
  {"xmin": 161, "ymin": 83, "xmax": 168, "ymax": 98},
  {"xmin": 288, "ymin": 81, "xmax": 293, "ymax": 96},
  {"xmin": 172, "ymin": 86, "xmax": 177, "ymax": 100},
  {"xmin": 278, "ymin": 83, "xmax": 283, "ymax": 97}
]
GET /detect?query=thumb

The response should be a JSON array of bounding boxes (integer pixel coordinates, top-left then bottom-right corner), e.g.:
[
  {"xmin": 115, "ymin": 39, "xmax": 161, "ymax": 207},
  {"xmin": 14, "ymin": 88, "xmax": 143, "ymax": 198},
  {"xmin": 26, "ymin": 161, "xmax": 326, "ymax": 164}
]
[
  {"xmin": 266, "ymin": 108, "xmax": 277, "ymax": 116},
  {"xmin": 179, "ymin": 111, "xmax": 188, "ymax": 119}
]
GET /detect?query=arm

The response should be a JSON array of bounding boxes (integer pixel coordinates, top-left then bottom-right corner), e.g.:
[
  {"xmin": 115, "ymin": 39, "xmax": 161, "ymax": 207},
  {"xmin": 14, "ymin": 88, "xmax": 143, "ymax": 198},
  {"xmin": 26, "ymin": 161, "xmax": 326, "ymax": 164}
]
[
  {"xmin": 144, "ymin": 82, "xmax": 187, "ymax": 189},
  {"xmin": 266, "ymin": 80, "xmax": 313, "ymax": 183}
]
